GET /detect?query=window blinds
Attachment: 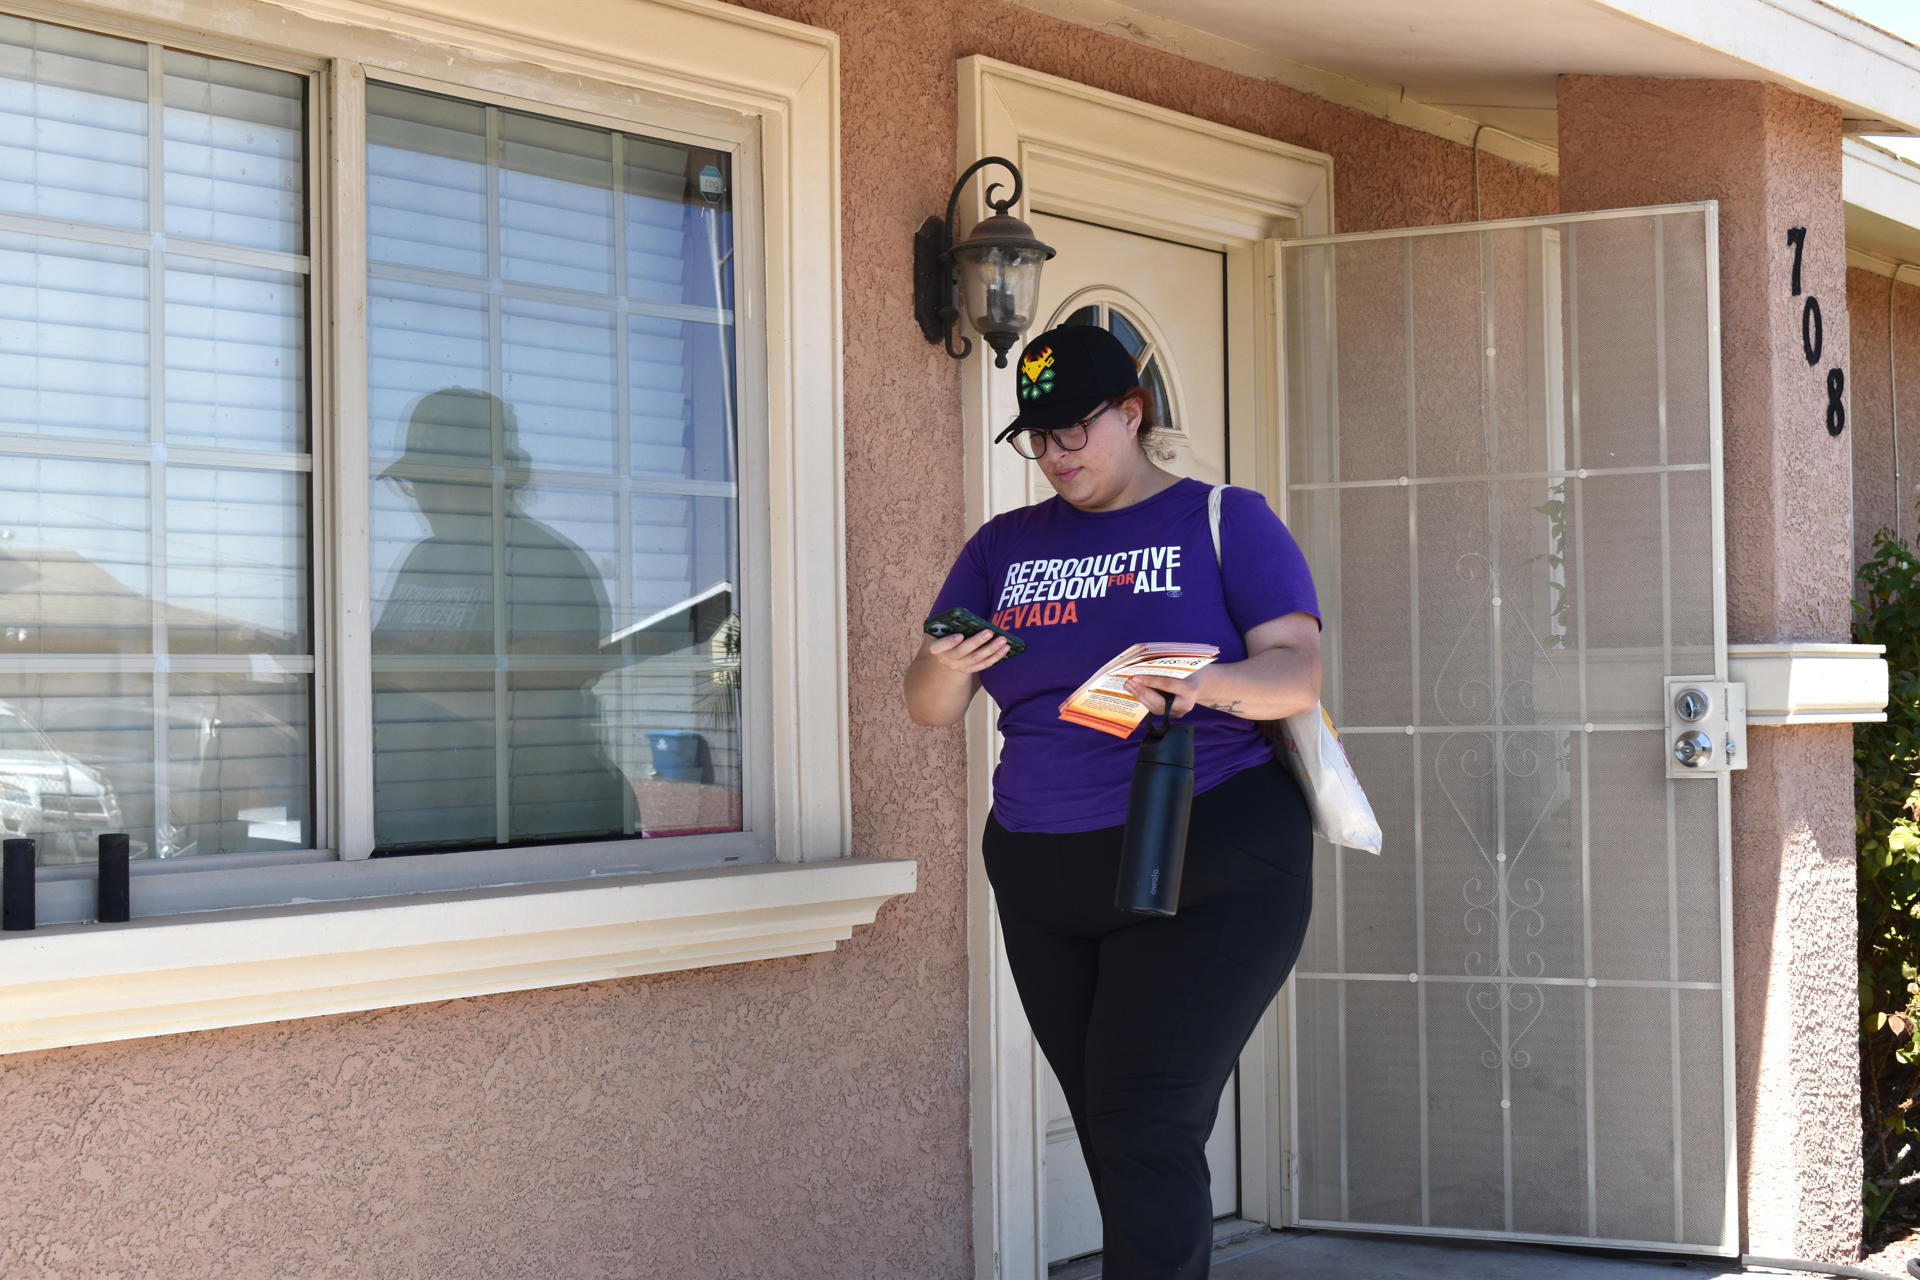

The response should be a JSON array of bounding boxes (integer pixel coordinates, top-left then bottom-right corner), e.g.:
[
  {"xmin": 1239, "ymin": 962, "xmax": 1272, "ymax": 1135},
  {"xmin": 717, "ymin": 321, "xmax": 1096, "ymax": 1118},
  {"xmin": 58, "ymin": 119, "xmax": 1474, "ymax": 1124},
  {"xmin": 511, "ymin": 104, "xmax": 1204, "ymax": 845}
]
[
  {"xmin": 0, "ymin": 17, "xmax": 311, "ymax": 863},
  {"xmin": 365, "ymin": 82, "xmax": 742, "ymax": 851}
]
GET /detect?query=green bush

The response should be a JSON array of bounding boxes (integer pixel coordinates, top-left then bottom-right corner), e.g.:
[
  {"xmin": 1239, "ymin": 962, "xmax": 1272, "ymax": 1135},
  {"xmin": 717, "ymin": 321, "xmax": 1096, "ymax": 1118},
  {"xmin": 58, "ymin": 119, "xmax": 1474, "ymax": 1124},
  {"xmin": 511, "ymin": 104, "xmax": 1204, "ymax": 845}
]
[{"xmin": 1856, "ymin": 525, "xmax": 1920, "ymax": 1230}]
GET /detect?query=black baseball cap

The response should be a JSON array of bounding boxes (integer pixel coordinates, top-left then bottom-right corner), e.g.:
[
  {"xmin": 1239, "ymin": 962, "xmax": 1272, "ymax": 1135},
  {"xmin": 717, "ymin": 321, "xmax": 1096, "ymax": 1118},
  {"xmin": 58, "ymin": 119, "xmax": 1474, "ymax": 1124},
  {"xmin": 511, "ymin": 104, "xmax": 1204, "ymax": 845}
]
[{"xmin": 994, "ymin": 324, "xmax": 1140, "ymax": 442}]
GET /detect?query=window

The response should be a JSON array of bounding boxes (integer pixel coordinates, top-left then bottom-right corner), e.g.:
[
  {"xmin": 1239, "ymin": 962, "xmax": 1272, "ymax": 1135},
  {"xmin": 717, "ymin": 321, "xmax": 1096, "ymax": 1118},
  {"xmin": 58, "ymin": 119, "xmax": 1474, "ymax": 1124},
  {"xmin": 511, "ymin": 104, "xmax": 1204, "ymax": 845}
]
[
  {"xmin": 0, "ymin": 18, "xmax": 314, "ymax": 866},
  {"xmin": 1062, "ymin": 301, "xmax": 1177, "ymax": 433},
  {"xmin": 0, "ymin": 1, "xmax": 846, "ymax": 935},
  {"xmin": 364, "ymin": 84, "xmax": 744, "ymax": 853}
]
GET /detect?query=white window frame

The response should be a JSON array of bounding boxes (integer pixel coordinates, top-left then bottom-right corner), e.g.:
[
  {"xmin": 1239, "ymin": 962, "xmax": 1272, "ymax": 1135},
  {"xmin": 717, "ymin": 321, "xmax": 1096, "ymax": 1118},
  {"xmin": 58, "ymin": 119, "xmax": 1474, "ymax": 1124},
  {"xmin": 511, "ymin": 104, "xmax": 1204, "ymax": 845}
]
[
  {"xmin": 0, "ymin": 0, "xmax": 906, "ymax": 1056},
  {"xmin": 342, "ymin": 69, "xmax": 775, "ymax": 867}
]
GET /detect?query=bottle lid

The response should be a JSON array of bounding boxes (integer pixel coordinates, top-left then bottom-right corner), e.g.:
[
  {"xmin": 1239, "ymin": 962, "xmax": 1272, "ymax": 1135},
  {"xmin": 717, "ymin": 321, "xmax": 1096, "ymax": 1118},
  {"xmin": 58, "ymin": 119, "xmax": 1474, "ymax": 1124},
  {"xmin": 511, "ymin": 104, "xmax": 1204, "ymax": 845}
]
[{"xmin": 1138, "ymin": 721, "xmax": 1194, "ymax": 769}]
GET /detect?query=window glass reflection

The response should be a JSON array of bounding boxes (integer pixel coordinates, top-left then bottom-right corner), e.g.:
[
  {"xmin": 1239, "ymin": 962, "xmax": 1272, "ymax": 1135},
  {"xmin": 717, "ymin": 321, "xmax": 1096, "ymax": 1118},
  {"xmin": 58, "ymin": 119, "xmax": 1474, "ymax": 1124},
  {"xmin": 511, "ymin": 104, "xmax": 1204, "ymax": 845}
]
[
  {"xmin": 0, "ymin": 20, "xmax": 313, "ymax": 865},
  {"xmin": 0, "ymin": 15, "xmax": 149, "ymax": 229},
  {"xmin": 368, "ymin": 82, "xmax": 743, "ymax": 853},
  {"xmin": 372, "ymin": 389, "xmax": 742, "ymax": 849},
  {"xmin": 500, "ymin": 111, "xmax": 614, "ymax": 295},
  {"xmin": 162, "ymin": 49, "xmax": 305, "ymax": 254},
  {"xmin": 1108, "ymin": 309, "xmax": 1146, "ymax": 360},
  {"xmin": 0, "ymin": 233, "xmax": 149, "ymax": 443},
  {"xmin": 1143, "ymin": 356, "xmax": 1174, "ymax": 433},
  {"xmin": 0, "ymin": 677, "xmax": 140, "ymax": 864},
  {"xmin": 0, "ymin": 670, "xmax": 309, "ymax": 862}
]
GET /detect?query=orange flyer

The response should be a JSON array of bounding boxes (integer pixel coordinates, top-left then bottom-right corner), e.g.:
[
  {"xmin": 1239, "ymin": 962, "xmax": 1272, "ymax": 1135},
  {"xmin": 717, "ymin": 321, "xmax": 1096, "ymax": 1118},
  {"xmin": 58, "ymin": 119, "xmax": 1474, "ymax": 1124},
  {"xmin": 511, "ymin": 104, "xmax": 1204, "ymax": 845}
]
[{"xmin": 1057, "ymin": 642, "xmax": 1220, "ymax": 738}]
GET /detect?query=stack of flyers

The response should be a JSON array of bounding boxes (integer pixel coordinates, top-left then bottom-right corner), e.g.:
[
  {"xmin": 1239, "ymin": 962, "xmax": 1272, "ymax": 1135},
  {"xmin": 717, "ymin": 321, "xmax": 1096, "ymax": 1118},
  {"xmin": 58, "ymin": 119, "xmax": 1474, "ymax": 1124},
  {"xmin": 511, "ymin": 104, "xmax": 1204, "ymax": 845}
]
[{"xmin": 1058, "ymin": 642, "xmax": 1221, "ymax": 738}]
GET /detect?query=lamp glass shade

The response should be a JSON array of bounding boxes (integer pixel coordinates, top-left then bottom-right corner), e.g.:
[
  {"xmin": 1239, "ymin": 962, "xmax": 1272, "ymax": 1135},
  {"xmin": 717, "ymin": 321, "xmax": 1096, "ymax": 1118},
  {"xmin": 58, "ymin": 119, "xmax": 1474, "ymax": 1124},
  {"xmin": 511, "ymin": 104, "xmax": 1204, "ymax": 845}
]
[{"xmin": 957, "ymin": 243, "xmax": 1047, "ymax": 351}]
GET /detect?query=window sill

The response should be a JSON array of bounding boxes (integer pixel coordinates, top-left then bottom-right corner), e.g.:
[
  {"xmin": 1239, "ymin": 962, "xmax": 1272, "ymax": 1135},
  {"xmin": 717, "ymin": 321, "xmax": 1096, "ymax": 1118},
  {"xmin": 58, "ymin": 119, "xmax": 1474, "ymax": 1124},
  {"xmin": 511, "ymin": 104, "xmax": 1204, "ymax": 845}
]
[{"xmin": 0, "ymin": 857, "xmax": 915, "ymax": 1056}]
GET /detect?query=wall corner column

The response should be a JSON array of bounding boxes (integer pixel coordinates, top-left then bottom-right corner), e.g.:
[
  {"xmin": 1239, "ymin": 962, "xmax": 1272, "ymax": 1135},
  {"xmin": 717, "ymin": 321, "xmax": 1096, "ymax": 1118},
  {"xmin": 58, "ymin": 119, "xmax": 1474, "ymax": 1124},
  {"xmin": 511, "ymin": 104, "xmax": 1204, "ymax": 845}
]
[{"xmin": 1558, "ymin": 74, "xmax": 1861, "ymax": 1264}]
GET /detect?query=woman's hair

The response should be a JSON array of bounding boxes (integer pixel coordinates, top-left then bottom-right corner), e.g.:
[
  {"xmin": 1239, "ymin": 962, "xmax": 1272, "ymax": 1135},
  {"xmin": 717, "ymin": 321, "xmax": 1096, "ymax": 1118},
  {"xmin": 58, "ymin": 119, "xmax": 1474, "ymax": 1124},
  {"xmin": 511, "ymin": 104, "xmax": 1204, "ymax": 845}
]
[{"xmin": 1118, "ymin": 386, "xmax": 1176, "ymax": 462}]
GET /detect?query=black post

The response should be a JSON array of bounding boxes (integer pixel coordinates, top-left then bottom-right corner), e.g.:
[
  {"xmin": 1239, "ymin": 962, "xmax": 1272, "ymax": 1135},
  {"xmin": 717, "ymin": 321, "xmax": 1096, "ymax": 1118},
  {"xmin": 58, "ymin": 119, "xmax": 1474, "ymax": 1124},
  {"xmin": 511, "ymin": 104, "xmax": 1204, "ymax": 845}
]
[
  {"xmin": 97, "ymin": 832, "xmax": 130, "ymax": 924},
  {"xmin": 3, "ymin": 838, "xmax": 34, "ymax": 932}
]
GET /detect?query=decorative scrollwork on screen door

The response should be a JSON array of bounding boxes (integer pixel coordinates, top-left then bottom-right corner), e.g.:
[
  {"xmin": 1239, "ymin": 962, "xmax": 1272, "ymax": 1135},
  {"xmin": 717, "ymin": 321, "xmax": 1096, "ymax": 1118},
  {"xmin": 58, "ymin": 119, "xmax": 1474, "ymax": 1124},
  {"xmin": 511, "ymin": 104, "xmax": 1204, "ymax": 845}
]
[{"xmin": 1432, "ymin": 549, "xmax": 1573, "ymax": 1072}]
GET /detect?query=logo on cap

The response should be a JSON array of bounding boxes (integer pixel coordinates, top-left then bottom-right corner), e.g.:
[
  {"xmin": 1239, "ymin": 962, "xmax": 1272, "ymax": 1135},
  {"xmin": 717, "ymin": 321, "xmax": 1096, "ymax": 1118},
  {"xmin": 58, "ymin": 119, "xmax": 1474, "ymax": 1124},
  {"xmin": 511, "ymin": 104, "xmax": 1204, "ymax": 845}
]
[{"xmin": 1019, "ymin": 346, "xmax": 1056, "ymax": 401}]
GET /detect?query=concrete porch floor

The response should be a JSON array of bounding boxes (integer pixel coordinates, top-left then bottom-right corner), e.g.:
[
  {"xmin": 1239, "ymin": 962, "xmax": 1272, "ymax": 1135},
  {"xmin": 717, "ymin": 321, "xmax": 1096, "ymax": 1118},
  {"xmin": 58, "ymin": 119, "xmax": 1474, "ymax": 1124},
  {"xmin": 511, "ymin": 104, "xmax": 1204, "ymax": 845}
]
[
  {"xmin": 1207, "ymin": 1230, "xmax": 1743, "ymax": 1279},
  {"xmin": 1050, "ymin": 1222, "xmax": 1877, "ymax": 1279}
]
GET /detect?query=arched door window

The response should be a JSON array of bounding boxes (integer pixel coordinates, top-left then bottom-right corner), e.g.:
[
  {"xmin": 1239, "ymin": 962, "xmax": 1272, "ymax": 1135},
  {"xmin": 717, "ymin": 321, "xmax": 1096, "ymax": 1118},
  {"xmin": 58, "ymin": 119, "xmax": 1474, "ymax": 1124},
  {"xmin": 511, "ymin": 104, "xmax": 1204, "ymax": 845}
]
[{"xmin": 1058, "ymin": 297, "xmax": 1180, "ymax": 442}]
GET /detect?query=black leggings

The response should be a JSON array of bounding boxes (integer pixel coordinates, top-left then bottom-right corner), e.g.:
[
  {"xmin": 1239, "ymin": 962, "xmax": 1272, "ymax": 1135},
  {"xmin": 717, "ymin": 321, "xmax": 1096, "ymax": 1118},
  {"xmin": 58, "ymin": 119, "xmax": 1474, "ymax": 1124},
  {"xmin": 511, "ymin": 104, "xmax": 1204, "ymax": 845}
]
[{"xmin": 982, "ymin": 759, "xmax": 1314, "ymax": 1280}]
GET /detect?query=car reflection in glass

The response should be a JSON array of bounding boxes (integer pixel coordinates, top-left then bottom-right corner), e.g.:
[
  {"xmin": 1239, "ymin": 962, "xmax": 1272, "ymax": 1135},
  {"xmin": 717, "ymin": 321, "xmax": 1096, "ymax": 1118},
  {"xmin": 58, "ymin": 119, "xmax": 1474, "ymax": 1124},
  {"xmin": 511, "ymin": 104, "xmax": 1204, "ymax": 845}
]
[
  {"xmin": 16, "ymin": 694, "xmax": 312, "ymax": 860},
  {"xmin": 0, "ymin": 700, "xmax": 123, "ymax": 864}
]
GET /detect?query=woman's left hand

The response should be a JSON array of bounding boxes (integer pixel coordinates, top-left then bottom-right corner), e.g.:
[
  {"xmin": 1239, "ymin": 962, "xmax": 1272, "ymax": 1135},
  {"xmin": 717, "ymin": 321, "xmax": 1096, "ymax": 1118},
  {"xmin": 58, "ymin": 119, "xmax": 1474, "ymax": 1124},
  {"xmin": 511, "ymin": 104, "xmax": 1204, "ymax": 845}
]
[
  {"xmin": 1122, "ymin": 615, "xmax": 1320, "ymax": 724},
  {"xmin": 1124, "ymin": 669, "xmax": 1207, "ymax": 719}
]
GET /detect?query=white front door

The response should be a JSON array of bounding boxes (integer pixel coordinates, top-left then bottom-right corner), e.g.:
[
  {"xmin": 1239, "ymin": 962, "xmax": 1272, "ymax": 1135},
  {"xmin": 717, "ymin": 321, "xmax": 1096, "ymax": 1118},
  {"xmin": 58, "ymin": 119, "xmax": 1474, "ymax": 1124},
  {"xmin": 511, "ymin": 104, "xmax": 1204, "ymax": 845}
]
[
  {"xmin": 957, "ymin": 55, "xmax": 1337, "ymax": 1280},
  {"xmin": 1022, "ymin": 210, "xmax": 1238, "ymax": 1266}
]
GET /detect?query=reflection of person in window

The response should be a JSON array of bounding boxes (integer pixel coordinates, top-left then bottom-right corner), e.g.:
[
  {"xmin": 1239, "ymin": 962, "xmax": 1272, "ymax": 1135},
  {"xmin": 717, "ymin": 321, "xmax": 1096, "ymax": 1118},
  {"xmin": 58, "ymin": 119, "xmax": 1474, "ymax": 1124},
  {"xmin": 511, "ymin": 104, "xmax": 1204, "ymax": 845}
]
[{"xmin": 372, "ymin": 388, "xmax": 626, "ymax": 851}]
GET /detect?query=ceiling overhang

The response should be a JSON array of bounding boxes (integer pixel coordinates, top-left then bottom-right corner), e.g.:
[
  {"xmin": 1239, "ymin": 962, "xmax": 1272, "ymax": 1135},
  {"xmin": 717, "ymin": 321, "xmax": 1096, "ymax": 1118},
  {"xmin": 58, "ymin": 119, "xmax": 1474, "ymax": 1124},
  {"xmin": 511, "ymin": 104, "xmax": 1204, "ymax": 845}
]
[
  {"xmin": 1012, "ymin": 0, "xmax": 1920, "ymax": 172},
  {"xmin": 1844, "ymin": 138, "xmax": 1920, "ymax": 273}
]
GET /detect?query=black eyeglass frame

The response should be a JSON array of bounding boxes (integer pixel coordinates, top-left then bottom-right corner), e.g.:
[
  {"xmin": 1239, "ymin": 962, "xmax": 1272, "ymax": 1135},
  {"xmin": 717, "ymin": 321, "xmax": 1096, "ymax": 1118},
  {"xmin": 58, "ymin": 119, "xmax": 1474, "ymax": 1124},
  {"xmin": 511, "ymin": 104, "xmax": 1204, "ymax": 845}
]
[{"xmin": 1006, "ymin": 400, "xmax": 1116, "ymax": 460}]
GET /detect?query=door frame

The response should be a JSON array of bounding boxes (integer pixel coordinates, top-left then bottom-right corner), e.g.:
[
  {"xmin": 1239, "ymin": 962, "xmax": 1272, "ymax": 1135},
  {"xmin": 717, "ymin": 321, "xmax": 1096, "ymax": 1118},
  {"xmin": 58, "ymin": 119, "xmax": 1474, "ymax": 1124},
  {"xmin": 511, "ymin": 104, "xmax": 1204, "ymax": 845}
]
[{"xmin": 956, "ymin": 56, "xmax": 1334, "ymax": 1280}]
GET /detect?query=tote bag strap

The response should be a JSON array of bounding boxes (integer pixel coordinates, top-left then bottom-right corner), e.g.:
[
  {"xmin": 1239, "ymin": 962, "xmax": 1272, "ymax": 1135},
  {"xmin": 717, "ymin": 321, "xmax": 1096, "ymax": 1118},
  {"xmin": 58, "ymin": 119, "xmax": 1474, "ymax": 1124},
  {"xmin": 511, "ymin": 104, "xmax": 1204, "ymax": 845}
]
[
  {"xmin": 1207, "ymin": 482, "xmax": 1275, "ymax": 751},
  {"xmin": 1208, "ymin": 483, "xmax": 1225, "ymax": 565},
  {"xmin": 1209, "ymin": 484, "xmax": 1383, "ymax": 852}
]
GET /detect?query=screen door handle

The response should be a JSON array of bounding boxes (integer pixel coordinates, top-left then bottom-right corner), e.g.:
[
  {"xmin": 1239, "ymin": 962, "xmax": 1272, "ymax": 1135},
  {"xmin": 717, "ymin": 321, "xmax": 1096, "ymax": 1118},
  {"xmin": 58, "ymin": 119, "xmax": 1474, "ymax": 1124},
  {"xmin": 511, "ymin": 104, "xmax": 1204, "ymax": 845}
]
[
  {"xmin": 1673, "ymin": 729, "xmax": 1713, "ymax": 768},
  {"xmin": 1664, "ymin": 678, "xmax": 1747, "ymax": 778}
]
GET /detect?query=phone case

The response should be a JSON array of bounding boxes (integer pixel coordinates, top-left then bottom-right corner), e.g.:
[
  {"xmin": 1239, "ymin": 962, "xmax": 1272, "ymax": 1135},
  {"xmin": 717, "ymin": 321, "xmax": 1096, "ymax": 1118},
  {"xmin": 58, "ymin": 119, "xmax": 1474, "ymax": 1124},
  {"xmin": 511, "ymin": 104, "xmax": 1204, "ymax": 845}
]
[{"xmin": 923, "ymin": 607, "xmax": 1025, "ymax": 655}]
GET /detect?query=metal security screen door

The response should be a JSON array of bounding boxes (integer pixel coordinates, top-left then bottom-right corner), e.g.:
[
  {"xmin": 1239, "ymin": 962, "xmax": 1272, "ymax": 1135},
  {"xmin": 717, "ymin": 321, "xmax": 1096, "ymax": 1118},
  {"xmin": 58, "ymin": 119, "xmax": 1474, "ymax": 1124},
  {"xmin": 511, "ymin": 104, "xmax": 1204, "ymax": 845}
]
[{"xmin": 1279, "ymin": 204, "xmax": 1736, "ymax": 1255}]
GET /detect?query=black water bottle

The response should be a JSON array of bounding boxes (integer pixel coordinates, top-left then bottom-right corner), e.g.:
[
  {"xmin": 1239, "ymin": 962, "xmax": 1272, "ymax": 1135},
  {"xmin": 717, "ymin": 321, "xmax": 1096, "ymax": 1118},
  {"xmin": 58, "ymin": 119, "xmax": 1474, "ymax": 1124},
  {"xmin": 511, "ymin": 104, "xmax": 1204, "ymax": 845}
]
[{"xmin": 1115, "ymin": 695, "xmax": 1194, "ymax": 916}]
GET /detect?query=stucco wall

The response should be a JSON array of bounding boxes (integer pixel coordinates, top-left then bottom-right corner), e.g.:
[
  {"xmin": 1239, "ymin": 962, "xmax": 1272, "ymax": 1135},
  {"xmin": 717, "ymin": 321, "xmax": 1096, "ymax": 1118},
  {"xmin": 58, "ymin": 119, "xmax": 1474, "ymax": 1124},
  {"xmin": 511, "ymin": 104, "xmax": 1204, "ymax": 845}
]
[
  {"xmin": 0, "ymin": 2, "xmax": 1554, "ymax": 1277},
  {"xmin": 1559, "ymin": 76, "xmax": 1860, "ymax": 1263},
  {"xmin": 1849, "ymin": 264, "xmax": 1920, "ymax": 564}
]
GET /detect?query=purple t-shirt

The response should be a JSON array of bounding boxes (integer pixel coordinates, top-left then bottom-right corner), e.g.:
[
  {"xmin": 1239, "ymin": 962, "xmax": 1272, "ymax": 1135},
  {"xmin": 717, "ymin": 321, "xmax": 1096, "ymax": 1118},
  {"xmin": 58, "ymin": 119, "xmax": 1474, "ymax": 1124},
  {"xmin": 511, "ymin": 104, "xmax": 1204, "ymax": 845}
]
[{"xmin": 930, "ymin": 477, "xmax": 1319, "ymax": 833}]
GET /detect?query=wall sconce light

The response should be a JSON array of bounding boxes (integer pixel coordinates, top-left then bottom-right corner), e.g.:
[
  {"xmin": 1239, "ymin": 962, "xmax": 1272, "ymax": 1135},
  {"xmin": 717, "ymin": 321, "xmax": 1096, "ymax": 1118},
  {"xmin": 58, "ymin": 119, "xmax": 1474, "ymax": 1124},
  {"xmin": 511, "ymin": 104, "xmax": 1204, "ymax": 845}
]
[{"xmin": 914, "ymin": 156, "xmax": 1055, "ymax": 367}]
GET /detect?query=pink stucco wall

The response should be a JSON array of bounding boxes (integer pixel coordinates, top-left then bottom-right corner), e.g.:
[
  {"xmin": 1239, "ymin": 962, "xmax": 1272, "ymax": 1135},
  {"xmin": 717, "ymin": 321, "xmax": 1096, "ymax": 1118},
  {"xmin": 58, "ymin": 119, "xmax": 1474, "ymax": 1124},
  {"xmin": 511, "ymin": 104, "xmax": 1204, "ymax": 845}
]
[
  {"xmin": 1559, "ymin": 76, "xmax": 1860, "ymax": 1263},
  {"xmin": 0, "ymin": 3, "xmax": 1554, "ymax": 1276},
  {"xmin": 1849, "ymin": 265, "xmax": 1920, "ymax": 563}
]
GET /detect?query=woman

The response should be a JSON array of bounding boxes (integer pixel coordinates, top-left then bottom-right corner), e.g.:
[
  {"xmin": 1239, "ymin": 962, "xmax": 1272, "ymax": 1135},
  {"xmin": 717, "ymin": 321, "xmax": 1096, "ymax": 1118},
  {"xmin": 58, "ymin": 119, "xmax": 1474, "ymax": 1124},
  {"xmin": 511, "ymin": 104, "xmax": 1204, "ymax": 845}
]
[{"xmin": 904, "ymin": 323, "xmax": 1320, "ymax": 1279}]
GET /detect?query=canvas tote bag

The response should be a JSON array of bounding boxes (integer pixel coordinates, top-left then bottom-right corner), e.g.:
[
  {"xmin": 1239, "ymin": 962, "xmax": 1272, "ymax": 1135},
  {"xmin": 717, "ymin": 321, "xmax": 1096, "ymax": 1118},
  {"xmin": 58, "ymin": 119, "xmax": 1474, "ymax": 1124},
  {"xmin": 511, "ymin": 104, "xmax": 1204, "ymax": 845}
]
[{"xmin": 1209, "ymin": 484, "xmax": 1383, "ymax": 854}]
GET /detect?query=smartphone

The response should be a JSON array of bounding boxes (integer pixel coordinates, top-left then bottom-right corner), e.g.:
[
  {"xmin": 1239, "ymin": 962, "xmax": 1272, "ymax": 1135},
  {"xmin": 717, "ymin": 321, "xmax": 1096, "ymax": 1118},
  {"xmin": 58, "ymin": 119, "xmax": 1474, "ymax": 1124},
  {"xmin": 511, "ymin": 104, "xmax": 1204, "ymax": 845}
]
[{"xmin": 923, "ymin": 605, "xmax": 1026, "ymax": 656}]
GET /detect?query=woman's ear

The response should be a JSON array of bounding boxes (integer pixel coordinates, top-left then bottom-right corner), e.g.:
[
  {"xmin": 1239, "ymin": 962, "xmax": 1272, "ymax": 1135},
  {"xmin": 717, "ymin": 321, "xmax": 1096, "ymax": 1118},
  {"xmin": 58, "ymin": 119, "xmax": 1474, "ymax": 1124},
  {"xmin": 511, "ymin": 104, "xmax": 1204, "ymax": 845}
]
[{"xmin": 1117, "ymin": 392, "xmax": 1143, "ymax": 438}]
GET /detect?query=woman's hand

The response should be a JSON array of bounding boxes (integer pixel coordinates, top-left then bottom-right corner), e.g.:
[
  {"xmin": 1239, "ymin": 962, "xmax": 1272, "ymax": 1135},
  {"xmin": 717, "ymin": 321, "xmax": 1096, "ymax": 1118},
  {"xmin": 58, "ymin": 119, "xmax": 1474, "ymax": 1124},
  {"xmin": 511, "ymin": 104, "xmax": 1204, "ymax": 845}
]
[
  {"xmin": 1124, "ymin": 613, "xmax": 1322, "ymax": 723},
  {"xmin": 926, "ymin": 629, "xmax": 1011, "ymax": 675},
  {"xmin": 905, "ymin": 628, "xmax": 1009, "ymax": 726},
  {"xmin": 1124, "ymin": 669, "xmax": 1208, "ymax": 718}
]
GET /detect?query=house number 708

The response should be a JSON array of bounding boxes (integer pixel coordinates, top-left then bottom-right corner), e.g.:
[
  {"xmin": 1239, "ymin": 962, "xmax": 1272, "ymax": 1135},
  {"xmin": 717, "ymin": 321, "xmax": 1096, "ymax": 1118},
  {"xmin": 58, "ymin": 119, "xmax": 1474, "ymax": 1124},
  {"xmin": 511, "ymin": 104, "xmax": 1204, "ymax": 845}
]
[{"xmin": 1786, "ymin": 226, "xmax": 1846, "ymax": 437}]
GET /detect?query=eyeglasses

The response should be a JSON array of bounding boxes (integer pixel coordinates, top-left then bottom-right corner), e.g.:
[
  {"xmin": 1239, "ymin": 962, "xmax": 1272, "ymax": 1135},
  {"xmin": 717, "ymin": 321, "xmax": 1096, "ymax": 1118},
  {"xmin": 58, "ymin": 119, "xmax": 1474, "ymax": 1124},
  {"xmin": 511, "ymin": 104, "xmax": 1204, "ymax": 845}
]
[{"xmin": 1007, "ymin": 401, "xmax": 1112, "ymax": 460}]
